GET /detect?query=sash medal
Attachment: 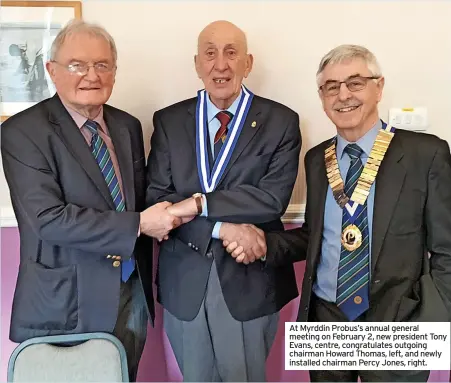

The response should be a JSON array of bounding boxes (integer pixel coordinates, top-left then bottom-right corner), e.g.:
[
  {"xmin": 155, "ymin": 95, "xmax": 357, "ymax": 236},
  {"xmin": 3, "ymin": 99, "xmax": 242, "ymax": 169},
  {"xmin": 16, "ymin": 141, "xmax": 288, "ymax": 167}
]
[
  {"xmin": 324, "ymin": 121, "xmax": 395, "ymax": 251},
  {"xmin": 196, "ymin": 85, "xmax": 254, "ymax": 193}
]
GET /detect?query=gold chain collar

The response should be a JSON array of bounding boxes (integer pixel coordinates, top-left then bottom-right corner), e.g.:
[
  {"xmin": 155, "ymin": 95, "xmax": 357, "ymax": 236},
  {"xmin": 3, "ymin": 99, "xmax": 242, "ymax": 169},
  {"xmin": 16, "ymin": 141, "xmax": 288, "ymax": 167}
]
[{"xmin": 325, "ymin": 128, "xmax": 395, "ymax": 209}]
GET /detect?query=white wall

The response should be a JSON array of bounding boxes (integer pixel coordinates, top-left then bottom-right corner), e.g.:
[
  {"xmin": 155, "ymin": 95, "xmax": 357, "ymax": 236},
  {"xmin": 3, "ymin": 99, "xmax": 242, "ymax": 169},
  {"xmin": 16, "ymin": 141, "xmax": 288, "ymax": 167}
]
[{"xmin": 2, "ymin": 0, "xmax": 451, "ymax": 215}]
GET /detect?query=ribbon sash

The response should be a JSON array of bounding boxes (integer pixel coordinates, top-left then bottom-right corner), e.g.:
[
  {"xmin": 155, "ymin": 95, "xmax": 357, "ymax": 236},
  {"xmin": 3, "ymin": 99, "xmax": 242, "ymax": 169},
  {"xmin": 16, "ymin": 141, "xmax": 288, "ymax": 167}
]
[{"xmin": 196, "ymin": 85, "xmax": 254, "ymax": 193}]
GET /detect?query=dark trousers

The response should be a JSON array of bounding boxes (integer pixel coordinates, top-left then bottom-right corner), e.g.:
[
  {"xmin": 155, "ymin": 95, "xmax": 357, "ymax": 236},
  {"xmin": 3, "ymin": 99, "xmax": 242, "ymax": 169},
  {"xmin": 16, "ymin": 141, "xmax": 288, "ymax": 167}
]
[
  {"xmin": 112, "ymin": 271, "xmax": 148, "ymax": 382},
  {"xmin": 309, "ymin": 294, "xmax": 430, "ymax": 383}
]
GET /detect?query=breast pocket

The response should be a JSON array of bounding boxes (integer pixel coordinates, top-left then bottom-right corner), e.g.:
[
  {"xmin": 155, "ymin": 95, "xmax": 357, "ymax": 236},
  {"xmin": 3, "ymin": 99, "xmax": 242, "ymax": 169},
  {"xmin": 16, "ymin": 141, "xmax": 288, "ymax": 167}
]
[
  {"xmin": 388, "ymin": 190, "xmax": 425, "ymax": 235},
  {"xmin": 230, "ymin": 152, "xmax": 273, "ymax": 184}
]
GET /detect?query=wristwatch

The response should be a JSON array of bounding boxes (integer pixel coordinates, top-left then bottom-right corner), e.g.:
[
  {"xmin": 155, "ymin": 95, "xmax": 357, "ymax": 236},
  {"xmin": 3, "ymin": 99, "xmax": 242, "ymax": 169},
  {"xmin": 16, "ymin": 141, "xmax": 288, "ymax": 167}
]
[{"xmin": 192, "ymin": 193, "xmax": 203, "ymax": 215}]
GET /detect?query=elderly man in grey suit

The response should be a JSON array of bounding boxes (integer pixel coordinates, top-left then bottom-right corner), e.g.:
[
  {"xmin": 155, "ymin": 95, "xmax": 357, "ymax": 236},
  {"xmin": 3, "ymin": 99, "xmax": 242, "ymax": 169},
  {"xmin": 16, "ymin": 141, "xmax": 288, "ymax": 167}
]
[
  {"xmin": 145, "ymin": 20, "xmax": 302, "ymax": 382},
  {"xmin": 1, "ymin": 20, "xmax": 182, "ymax": 381}
]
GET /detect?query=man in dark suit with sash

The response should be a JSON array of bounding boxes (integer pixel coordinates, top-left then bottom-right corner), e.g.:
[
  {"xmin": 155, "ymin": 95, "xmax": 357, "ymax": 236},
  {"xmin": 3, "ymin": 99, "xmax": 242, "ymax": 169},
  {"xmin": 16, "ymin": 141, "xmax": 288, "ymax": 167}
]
[
  {"xmin": 145, "ymin": 20, "xmax": 302, "ymax": 382},
  {"xmin": 228, "ymin": 44, "xmax": 451, "ymax": 382}
]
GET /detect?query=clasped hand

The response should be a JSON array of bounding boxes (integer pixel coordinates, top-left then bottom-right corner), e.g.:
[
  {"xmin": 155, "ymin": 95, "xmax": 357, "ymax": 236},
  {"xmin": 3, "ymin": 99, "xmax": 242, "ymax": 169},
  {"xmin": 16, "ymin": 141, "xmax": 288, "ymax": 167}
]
[
  {"xmin": 220, "ymin": 223, "xmax": 267, "ymax": 264},
  {"xmin": 140, "ymin": 198, "xmax": 267, "ymax": 264},
  {"xmin": 139, "ymin": 199, "xmax": 196, "ymax": 241}
]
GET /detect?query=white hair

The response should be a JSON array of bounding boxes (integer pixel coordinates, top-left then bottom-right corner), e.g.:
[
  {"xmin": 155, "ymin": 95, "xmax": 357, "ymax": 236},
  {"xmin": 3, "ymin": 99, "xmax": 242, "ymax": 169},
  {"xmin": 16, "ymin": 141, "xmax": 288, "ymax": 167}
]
[
  {"xmin": 50, "ymin": 19, "xmax": 117, "ymax": 63},
  {"xmin": 316, "ymin": 44, "xmax": 382, "ymax": 85}
]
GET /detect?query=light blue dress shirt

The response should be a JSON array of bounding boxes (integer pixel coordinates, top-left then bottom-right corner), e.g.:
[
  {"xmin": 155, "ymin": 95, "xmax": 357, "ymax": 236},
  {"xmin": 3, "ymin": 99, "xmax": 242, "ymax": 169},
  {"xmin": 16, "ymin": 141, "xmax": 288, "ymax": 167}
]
[
  {"xmin": 200, "ymin": 90, "xmax": 242, "ymax": 239},
  {"xmin": 313, "ymin": 119, "xmax": 382, "ymax": 302}
]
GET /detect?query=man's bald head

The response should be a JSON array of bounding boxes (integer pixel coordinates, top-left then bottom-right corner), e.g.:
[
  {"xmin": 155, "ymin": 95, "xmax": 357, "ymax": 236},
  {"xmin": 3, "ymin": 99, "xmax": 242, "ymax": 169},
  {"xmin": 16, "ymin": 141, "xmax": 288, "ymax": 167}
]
[
  {"xmin": 197, "ymin": 20, "xmax": 248, "ymax": 54},
  {"xmin": 195, "ymin": 20, "xmax": 253, "ymax": 109}
]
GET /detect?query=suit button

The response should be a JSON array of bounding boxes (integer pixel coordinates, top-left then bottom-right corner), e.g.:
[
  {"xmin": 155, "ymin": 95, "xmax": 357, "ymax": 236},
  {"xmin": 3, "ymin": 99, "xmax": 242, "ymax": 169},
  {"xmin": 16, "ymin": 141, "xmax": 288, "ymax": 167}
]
[
  {"xmin": 374, "ymin": 279, "xmax": 380, "ymax": 284},
  {"xmin": 106, "ymin": 255, "xmax": 112, "ymax": 259},
  {"xmin": 195, "ymin": 246, "xmax": 199, "ymax": 251},
  {"xmin": 188, "ymin": 242, "xmax": 192, "ymax": 247},
  {"xmin": 113, "ymin": 260, "xmax": 120, "ymax": 267},
  {"xmin": 305, "ymin": 306, "xmax": 308, "ymax": 311},
  {"xmin": 206, "ymin": 251, "xmax": 213, "ymax": 259}
]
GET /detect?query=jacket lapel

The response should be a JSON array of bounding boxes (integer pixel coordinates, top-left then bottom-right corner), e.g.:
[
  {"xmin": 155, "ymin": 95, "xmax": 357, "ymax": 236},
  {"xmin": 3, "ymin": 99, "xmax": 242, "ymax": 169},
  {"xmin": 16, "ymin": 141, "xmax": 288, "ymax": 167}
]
[
  {"xmin": 47, "ymin": 95, "xmax": 115, "ymax": 209},
  {"xmin": 215, "ymin": 101, "xmax": 263, "ymax": 187},
  {"xmin": 308, "ymin": 146, "xmax": 329, "ymax": 262},
  {"xmin": 186, "ymin": 102, "xmax": 197, "ymax": 153},
  {"xmin": 104, "ymin": 107, "xmax": 135, "ymax": 211},
  {"xmin": 371, "ymin": 135, "xmax": 405, "ymax": 274}
]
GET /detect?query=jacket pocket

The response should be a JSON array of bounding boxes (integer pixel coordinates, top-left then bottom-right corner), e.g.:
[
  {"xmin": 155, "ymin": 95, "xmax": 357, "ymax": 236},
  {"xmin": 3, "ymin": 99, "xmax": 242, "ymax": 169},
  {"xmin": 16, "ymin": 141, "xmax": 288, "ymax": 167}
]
[
  {"xmin": 12, "ymin": 261, "xmax": 78, "ymax": 331},
  {"xmin": 395, "ymin": 274, "xmax": 449, "ymax": 322}
]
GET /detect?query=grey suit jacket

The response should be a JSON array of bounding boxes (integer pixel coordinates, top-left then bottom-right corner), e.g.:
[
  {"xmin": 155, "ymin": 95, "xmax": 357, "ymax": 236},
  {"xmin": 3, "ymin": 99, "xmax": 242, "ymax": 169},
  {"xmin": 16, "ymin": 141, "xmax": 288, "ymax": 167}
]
[
  {"xmin": 146, "ymin": 95, "xmax": 302, "ymax": 322},
  {"xmin": 265, "ymin": 129, "xmax": 451, "ymax": 323},
  {"xmin": 1, "ymin": 94, "xmax": 155, "ymax": 343}
]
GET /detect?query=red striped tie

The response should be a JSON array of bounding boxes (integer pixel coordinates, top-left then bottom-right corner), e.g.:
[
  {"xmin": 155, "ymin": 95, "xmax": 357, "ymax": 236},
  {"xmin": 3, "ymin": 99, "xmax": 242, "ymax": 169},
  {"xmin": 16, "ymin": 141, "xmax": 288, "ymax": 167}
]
[{"xmin": 214, "ymin": 111, "xmax": 233, "ymax": 159}]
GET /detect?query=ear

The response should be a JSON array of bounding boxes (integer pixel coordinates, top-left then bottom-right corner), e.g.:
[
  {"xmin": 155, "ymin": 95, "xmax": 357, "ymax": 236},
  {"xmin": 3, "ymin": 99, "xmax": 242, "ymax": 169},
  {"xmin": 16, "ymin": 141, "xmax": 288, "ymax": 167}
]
[
  {"xmin": 243, "ymin": 54, "xmax": 253, "ymax": 78},
  {"xmin": 46, "ymin": 61, "xmax": 57, "ymax": 82},
  {"xmin": 318, "ymin": 88, "xmax": 324, "ymax": 102},
  {"xmin": 194, "ymin": 54, "xmax": 201, "ymax": 79},
  {"xmin": 376, "ymin": 76, "xmax": 385, "ymax": 102},
  {"xmin": 112, "ymin": 66, "xmax": 117, "ymax": 85}
]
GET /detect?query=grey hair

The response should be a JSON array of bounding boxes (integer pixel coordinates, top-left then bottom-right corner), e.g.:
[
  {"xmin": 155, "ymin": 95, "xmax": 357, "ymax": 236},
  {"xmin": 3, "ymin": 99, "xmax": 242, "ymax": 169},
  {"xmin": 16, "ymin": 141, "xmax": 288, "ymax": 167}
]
[
  {"xmin": 316, "ymin": 44, "xmax": 382, "ymax": 85},
  {"xmin": 50, "ymin": 19, "xmax": 117, "ymax": 63}
]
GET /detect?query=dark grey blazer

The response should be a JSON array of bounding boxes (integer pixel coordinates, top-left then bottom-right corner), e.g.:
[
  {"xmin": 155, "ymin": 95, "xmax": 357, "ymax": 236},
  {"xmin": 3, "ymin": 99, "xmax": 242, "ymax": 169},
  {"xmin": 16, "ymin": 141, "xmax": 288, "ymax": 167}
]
[
  {"xmin": 146, "ymin": 95, "xmax": 302, "ymax": 322},
  {"xmin": 265, "ymin": 129, "xmax": 451, "ymax": 323},
  {"xmin": 1, "ymin": 94, "xmax": 154, "ymax": 343}
]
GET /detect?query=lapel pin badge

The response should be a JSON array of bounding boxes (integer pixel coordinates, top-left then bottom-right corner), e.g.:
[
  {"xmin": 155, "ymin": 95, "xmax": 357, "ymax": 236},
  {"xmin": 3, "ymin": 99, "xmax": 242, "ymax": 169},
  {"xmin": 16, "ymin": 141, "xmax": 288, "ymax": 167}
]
[{"xmin": 251, "ymin": 121, "xmax": 257, "ymax": 128}]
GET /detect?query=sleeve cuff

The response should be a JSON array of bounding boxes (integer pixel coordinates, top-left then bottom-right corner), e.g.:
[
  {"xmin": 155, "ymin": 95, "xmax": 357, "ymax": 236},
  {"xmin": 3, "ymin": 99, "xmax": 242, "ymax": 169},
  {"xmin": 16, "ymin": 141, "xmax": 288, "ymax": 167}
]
[
  {"xmin": 200, "ymin": 194, "xmax": 208, "ymax": 217},
  {"xmin": 212, "ymin": 222, "xmax": 222, "ymax": 239}
]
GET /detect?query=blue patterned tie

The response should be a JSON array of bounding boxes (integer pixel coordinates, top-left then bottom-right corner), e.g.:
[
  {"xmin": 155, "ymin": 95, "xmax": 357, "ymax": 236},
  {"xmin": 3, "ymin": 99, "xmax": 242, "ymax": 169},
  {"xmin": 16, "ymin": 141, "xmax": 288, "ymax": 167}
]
[
  {"xmin": 84, "ymin": 120, "xmax": 135, "ymax": 282},
  {"xmin": 336, "ymin": 143, "xmax": 370, "ymax": 320}
]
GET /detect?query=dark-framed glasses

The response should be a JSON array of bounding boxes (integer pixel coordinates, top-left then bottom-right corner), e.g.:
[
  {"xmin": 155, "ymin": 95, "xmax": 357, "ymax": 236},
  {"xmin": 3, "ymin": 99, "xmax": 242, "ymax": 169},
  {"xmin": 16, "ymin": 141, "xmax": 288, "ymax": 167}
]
[
  {"xmin": 51, "ymin": 61, "xmax": 115, "ymax": 76},
  {"xmin": 319, "ymin": 76, "xmax": 380, "ymax": 97}
]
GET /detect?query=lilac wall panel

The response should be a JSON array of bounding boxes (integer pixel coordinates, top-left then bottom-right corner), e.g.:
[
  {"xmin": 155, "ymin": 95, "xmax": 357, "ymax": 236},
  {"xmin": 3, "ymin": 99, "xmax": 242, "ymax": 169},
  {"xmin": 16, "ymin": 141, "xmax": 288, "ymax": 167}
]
[{"xmin": 1, "ymin": 227, "xmax": 448, "ymax": 381}]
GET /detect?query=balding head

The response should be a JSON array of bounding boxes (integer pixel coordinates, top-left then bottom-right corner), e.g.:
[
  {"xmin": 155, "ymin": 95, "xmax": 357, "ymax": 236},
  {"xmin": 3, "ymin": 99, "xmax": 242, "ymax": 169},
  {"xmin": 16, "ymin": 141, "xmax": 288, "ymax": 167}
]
[
  {"xmin": 195, "ymin": 20, "xmax": 253, "ymax": 109},
  {"xmin": 197, "ymin": 20, "xmax": 248, "ymax": 54}
]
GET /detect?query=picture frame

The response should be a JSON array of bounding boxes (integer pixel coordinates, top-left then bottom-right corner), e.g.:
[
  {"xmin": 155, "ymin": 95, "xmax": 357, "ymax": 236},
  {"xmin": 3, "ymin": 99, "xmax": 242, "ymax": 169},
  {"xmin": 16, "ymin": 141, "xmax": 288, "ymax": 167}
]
[{"xmin": 0, "ymin": 1, "xmax": 82, "ymax": 122}]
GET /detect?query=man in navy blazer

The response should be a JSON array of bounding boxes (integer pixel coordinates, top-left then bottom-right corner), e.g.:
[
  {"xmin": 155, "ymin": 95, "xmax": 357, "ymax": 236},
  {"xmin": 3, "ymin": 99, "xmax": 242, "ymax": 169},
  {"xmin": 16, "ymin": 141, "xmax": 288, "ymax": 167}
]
[{"xmin": 1, "ymin": 20, "xmax": 180, "ymax": 381}]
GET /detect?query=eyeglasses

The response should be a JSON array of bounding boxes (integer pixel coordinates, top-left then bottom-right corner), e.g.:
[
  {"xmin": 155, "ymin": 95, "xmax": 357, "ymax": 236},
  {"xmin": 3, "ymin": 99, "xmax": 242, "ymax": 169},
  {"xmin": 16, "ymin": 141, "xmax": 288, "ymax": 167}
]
[
  {"xmin": 51, "ymin": 61, "xmax": 115, "ymax": 76},
  {"xmin": 319, "ymin": 76, "xmax": 380, "ymax": 97}
]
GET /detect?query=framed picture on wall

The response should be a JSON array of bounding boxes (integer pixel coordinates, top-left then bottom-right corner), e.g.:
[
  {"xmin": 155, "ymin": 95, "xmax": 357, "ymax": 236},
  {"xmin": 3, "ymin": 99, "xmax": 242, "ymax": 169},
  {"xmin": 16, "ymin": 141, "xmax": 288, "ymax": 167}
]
[{"xmin": 0, "ymin": 1, "xmax": 82, "ymax": 122}]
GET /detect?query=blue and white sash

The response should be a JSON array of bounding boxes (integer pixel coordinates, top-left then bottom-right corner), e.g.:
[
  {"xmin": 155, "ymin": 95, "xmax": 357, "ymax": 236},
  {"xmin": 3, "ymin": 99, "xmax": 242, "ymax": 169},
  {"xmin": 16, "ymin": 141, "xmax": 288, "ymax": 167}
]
[{"xmin": 196, "ymin": 85, "xmax": 254, "ymax": 193}]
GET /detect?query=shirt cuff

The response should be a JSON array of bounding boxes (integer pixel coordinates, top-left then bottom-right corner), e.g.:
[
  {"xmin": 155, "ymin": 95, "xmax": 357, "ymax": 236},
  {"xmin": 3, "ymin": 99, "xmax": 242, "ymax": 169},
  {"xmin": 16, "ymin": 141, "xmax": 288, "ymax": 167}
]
[
  {"xmin": 200, "ymin": 194, "xmax": 208, "ymax": 217},
  {"xmin": 212, "ymin": 222, "xmax": 222, "ymax": 239}
]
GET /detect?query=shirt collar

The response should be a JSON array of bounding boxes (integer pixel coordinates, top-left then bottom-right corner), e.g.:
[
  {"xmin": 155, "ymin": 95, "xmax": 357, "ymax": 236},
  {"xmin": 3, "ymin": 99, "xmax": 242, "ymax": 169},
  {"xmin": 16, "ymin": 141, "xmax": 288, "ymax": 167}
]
[
  {"xmin": 336, "ymin": 119, "xmax": 382, "ymax": 159},
  {"xmin": 62, "ymin": 102, "xmax": 105, "ymax": 133},
  {"xmin": 206, "ymin": 89, "xmax": 242, "ymax": 124}
]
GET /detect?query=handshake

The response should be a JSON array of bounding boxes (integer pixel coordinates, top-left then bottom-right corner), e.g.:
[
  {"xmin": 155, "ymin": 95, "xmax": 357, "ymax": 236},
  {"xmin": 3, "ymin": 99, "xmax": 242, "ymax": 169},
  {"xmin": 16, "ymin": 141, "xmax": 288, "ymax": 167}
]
[{"xmin": 139, "ymin": 197, "xmax": 267, "ymax": 264}]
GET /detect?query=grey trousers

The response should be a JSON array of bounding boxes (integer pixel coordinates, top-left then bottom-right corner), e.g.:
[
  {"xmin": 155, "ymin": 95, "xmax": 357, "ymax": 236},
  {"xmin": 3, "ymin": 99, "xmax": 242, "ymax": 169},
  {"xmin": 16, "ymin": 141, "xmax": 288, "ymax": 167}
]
[
  {"xmin": 164, "ymin": 262, "xmax": 280, "ymax": 382},
  {"xmin": 112, "ymin": 271, "xmax": 148, "ymax": 382}
]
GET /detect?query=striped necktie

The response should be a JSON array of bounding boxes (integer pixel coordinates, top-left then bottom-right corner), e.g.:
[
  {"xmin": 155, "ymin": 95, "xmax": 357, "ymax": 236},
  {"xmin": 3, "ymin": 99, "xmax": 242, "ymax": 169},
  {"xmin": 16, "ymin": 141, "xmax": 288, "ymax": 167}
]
[
  {"xmin": 84, "ymin": 120, "xmax": 135, "ymax": 282},
  {"xmin": 214, "ymin": 111, "xmax": 233, "ymax": 159},
  {"xmin": 336, "ymin": 143, "xmax": 370, "ymax": 320}
]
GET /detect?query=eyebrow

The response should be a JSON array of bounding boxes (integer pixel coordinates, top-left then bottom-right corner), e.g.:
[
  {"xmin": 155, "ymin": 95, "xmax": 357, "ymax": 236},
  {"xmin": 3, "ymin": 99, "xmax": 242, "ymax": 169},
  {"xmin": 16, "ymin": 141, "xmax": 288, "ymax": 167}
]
[
  {"xmin": 323, "ymin": 73, "xmax": 363, "ymax": 84},
  {"xmin": 68, "ymin": 58, "xmax": 111, "ymax": 63},
  {"xmin": 203, "ymin": 42, "xmax": 239, "ymax": 49}
]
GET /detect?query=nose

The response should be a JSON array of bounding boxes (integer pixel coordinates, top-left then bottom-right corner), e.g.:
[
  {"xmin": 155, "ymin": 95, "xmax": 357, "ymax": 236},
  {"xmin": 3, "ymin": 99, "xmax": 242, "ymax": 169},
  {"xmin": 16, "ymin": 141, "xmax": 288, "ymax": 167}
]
[
  {"xmin": 84, "ymin": 65, "xmax": 100, "ymax": 81},
  {"xmin": 214, "ymin": 53, "xmax": 228, "ymax": 71},
  {"xmin": 337, "ymin": 82, "xmax": 352, "ymax": 101}
]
